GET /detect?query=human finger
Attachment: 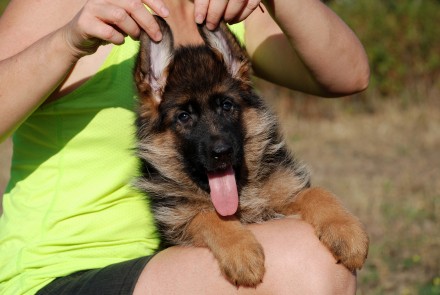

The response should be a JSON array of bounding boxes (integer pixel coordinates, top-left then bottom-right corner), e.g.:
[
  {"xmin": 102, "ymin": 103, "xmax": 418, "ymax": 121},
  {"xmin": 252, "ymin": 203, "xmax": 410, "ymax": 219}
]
[
  {"xmin": 64, "ymin": 10, "xmax": 125, "ymax": 58},
  {"xmin": 223, "ymin": 0, "xmax": 247, "ymax": 22},
  {"xmin": 205, "ymin": 0, "xmax": 229, "ymax": 30},
  {"xmin": 93, "ymin": 3, "xmax": 141, "ymax": 40},
  {"xmin": 116, "ymin": 0, "xmax": 166, "ymax": 41},
  {"xmin": 82, "ymin": 0, "xmax": 163, "ymax": 42},
  {"xmin": 226, "ymin": 0, "xmax": 262, "ymax": 23},
  {"xmin": 143, "ymin": 0, "xmax": 170, "ymax": 18},
  {"xmin": 194, "ymin": 0, "xmax": 210, "ymax": 24}
]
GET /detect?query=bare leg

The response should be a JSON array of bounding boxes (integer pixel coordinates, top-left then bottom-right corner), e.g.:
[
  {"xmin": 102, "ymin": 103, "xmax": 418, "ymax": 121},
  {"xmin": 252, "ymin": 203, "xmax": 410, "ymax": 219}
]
[{"xmin": 133, "ymin": 218, "xmax": 357, "ymax": 295}]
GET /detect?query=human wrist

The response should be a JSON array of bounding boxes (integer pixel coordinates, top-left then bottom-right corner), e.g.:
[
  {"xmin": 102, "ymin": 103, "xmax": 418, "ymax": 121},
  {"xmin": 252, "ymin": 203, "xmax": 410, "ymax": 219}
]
[{"xmin": 58, "ymin": 24, "xmax": 101, "ymax": 61}]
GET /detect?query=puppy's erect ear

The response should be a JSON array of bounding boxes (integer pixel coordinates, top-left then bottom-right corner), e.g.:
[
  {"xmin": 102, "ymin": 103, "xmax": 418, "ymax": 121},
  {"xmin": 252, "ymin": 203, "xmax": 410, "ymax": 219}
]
[
  {"xmin": 135, "ymin": 16, "xmax": 174, "ymax": 105},
  {"xmin": 198, "ymin": 22, "xmax": 251, "ymax": 83}
]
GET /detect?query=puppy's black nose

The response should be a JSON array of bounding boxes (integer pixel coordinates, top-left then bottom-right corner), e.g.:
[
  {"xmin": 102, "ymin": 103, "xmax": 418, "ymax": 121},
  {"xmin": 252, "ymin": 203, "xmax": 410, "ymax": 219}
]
[{"xmin": 211, "ymin": 141, "xmax": 232, "ymax": 161}]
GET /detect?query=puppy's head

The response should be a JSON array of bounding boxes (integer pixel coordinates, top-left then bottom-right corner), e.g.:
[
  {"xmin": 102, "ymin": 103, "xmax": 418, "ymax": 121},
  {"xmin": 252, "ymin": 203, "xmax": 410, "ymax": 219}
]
[{"xmin": 135, "ymin": 17, "xmax": 259, "ymax": 216}]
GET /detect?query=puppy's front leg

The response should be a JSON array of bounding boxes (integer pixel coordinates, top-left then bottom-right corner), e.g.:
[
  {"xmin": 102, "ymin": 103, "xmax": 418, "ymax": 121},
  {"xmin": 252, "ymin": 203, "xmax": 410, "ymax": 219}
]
[
  {"xmin": 281, "ymin": 187, "xmax": 369, "ymax": 271},
  {"xmin": 187, "ymin": 211, "xmax": 265, "ymax": 287}
]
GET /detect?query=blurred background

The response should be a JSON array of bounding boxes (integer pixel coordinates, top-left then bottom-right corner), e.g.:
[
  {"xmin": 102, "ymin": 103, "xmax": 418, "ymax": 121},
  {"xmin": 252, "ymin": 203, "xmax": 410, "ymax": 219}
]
[{"xmin": 0, "ymin": 0, "xmax": 439, "ymax": 293}]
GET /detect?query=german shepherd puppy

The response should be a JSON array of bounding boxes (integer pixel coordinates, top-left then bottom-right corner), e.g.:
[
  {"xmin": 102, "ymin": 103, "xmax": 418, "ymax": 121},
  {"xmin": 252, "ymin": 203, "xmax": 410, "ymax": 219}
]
[{"xmin": 134, "ymin": 16, "xmax": 369, "ymax": 287}]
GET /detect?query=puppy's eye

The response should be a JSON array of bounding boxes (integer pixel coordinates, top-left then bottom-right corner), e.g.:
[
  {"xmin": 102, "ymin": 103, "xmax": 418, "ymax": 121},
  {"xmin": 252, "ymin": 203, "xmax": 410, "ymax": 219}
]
[
  {"xmin": 177, "ymin": 111, "xmax": 191, "ymax": 123},
  {"xmin": 222, "ymin": 100, "xmax": 233, "ymax": 112}
]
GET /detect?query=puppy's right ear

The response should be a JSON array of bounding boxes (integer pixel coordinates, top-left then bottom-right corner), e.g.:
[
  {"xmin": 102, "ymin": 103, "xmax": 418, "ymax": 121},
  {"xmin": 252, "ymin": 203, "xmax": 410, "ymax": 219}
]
[
  {"xmin": 198, "ymin": 22, "xmax": 251, "ymax": 84},
  {"xmin": 135, "ymin": 16, "xmax": 174, "ymax": 109}
]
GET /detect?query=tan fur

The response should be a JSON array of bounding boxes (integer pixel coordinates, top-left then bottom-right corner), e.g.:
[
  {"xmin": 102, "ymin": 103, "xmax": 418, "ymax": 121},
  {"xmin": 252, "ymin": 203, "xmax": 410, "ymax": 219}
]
[
  {"xmin": 187, "ymin": 211, "xmax": 265, "ymax": 286},
  {"xmin": 281, "ymin": 187, "xmax": 369, "ymax": 270}
]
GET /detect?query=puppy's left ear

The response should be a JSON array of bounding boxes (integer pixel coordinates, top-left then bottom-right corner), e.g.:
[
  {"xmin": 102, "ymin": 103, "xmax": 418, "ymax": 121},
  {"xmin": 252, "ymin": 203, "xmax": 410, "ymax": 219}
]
[{"xmin": 198, "ymin": 23, "xmax": 251, "ymax": 83}]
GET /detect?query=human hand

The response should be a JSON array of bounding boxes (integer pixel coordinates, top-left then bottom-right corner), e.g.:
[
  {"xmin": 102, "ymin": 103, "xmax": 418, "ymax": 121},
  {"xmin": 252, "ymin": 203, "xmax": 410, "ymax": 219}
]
[
  {"xmin": 62, "ymin": 0, "xmax": 169, "ymax": 57},
  {"xmin": 194, "ymin": 0, "xmax": 262, "ymax": 30}
]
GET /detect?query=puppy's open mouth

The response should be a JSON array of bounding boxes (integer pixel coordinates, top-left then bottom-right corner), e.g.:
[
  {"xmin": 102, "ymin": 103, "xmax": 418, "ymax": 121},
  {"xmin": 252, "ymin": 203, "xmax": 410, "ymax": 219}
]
[{"xmin": 207, "ymin": 165, "xmax": 238, "ymax": 216}]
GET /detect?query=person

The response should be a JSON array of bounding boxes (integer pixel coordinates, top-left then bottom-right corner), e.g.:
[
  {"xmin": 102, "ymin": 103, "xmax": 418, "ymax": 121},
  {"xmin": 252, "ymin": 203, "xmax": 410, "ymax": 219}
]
[{"xmin": 0, "ymin": 0, "xmax": 369, "ymax": 294}]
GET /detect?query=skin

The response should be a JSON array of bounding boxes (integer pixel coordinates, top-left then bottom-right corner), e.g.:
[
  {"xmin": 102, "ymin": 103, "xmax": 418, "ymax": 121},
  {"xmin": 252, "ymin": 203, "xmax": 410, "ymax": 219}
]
[
  {"xmin": 0, "ymin": 0, "xmax": 369, "ymax": 141},
  {"xmin": 0, "ymin": 0, "xmax": 368, "ymax": 293},
  {"xmin": 134, "ymin": 218, "xmax": 357, "ymax": 295}
]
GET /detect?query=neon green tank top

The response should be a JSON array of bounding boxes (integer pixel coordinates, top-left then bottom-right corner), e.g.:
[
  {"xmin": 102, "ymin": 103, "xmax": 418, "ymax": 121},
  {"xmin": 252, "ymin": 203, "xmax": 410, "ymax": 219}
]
[{"xmin": 0, "ymin": 23, "xmax": 244, "ymax": 295}]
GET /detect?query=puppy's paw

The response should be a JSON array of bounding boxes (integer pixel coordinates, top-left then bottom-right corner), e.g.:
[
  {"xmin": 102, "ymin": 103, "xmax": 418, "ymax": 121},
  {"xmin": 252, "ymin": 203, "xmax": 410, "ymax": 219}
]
[
  {"xmin": 318, "ymin": 218, "xmax": 369, "ymax": 271},
  {"xmin": 216, "ymin": 236, "xmax": 265, "ymax": 287}
]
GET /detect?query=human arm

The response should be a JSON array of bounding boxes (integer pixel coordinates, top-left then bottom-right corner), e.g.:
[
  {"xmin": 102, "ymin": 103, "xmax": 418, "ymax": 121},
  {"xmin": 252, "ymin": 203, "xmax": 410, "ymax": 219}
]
[
  {"xmin": 0, "ymin": 0, "xmax": 169, "ymax": 142},
  {"xmin": 244, "ymin": 0, "xmax": 370, "ymax": 97}
]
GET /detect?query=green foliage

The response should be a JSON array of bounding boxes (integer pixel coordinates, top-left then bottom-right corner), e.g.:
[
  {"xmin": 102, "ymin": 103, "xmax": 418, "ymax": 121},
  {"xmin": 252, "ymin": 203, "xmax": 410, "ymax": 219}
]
[
  {"xmin": 330, "ymin": 0, "xmax": 440, "ymax": 99},
  {"xmin": 0, "ymin": 0, "xmax": 7, "ymax": 14}
]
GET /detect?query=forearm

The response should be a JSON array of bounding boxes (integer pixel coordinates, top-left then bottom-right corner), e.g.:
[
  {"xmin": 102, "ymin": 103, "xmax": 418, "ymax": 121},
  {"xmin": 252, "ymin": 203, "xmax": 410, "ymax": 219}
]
[
  {"xmin": 248, "ymin": 0, "xmax": 369, "ymax": 96},
  {"xmin": 0, "ymin": 28, "xmax": 77, "ymax": 141},
  {"xmin": 0, "ymin": 0, "xmax": 173, "ymax": 143}
]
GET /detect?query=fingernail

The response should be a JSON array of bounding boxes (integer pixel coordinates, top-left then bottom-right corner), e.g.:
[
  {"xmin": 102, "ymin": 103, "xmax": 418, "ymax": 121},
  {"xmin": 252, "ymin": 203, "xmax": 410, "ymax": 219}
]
[
  {"xmin": 195, "ymin": 14, "xmax": 204, "ymax": 24},
  {"xmin": 161, "ymin": 6, "xmax": 169, "ymax": 17}
]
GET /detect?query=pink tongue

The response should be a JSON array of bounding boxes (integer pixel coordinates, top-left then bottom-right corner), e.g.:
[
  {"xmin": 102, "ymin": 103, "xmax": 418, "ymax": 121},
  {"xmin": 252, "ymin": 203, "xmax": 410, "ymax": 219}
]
[{"xmin": 207, "ymin": 166, "xmax": 239, "ymax": 216}]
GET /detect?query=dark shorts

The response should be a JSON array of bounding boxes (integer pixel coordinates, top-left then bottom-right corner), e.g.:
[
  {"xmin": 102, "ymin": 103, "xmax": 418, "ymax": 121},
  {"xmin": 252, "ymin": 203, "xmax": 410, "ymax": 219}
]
[{"xmin": 36, "ymin": 256, "xmax": 154, "ymax": 295}]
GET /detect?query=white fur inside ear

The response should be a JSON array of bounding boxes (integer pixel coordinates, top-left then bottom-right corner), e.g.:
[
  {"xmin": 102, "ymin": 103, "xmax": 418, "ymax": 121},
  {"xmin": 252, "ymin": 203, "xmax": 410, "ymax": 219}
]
[
  {"xmin": 149, "ymin": 38, "xmax": 174, "ymax": 103},
  {"xmin": 206, "ymin": 30, "xmax": 242, "ymax": 78}
]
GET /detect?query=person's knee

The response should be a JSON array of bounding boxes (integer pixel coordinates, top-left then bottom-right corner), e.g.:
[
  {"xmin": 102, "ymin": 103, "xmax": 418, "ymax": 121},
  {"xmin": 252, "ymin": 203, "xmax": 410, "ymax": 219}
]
[
  {"xmin": 134, "ymin": 246, "xmax": 238, "ymax": 294},
  {"xmin": 135, "ymin": 218, "xmax": 357, "ymax": 294},
  {"xmin": 248, "ymin": 218, "xmax": 357, "ymax": 294}
]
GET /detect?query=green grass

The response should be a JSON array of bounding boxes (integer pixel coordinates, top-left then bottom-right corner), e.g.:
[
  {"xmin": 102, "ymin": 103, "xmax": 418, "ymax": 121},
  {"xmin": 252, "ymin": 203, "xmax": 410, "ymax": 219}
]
[
  {"xmin": 329, "ymin": 0, "xmax": 440, "ymax": 102},
  {"xmin": 0, "ymin": 0, "xmax": 7, "ymax": 14}
]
